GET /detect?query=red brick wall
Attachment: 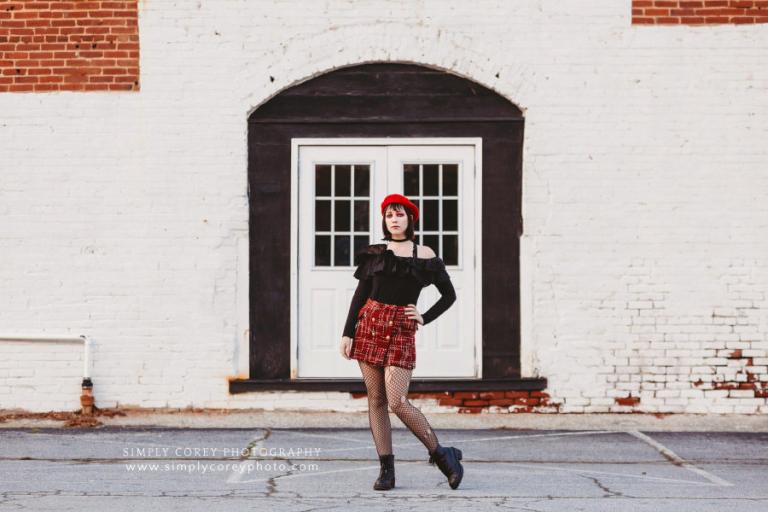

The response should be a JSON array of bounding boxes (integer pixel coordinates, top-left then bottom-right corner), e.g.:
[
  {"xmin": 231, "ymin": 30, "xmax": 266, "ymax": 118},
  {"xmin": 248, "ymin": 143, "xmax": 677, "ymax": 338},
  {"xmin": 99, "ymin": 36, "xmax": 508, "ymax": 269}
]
[
  {"xmin": 633, "ymin": 0, "xmax": 768, "ymax": 24},
  {"xmin": 351, "ymin": 390, "xmax": 562, "ymax": 414},
  {"xmin": 0, "ymin": 0, "xmax": 139, "ymax": 92}
]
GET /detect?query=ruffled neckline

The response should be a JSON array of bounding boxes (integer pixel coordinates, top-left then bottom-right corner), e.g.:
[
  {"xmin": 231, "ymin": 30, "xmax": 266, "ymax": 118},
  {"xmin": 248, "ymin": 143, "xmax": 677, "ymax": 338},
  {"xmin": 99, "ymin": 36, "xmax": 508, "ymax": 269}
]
[
  {"xmin": 353, "ymin": 243, "xmax": 450, "ymax": 287},
  {"xmin": 388, "ymin": 249, "xmax": 439, "ymax": 261}
]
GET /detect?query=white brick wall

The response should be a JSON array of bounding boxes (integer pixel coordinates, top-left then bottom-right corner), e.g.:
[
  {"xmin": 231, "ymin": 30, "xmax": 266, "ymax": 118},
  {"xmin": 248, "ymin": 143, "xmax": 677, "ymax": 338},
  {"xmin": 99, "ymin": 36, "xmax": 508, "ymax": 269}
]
[{"xmin": 0, "ymin": 0, "xmax": 766, "ymax": 413}]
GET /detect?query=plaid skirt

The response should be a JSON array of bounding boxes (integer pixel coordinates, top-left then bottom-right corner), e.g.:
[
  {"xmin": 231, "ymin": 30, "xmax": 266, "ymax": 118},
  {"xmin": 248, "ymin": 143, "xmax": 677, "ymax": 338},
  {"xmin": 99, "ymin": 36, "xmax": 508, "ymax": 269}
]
[{"xmin": 350, "ymin": 297, "xmax": 418, "ymax": 370}]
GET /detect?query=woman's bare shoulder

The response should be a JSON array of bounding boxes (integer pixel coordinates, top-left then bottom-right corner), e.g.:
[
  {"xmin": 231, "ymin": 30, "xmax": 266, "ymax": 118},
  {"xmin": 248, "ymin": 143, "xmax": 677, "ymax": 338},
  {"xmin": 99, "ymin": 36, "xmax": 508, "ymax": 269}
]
[{"xmin": 417, "ymin": 244, "xmax": 437, "ymax": 259}]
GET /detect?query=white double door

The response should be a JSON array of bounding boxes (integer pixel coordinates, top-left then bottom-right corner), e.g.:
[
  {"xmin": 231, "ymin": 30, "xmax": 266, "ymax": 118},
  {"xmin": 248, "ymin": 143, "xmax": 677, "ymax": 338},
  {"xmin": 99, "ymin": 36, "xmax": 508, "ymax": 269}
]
[{"xmin": 295, "ymin": 142, "xmax": 478, "ymax": 379}]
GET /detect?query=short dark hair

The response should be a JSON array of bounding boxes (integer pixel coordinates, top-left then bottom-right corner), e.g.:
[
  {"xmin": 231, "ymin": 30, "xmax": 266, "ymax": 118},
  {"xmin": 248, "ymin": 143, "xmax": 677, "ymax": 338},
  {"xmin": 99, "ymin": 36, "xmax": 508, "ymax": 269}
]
[{"xmin": 381, "ymin": 202, "xmax": 416, "ymax": 241}]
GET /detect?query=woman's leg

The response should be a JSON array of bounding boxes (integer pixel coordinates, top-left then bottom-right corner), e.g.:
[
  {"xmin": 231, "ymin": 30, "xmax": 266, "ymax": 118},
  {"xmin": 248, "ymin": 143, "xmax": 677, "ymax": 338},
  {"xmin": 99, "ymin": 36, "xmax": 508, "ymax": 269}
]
[
  {"xmin": 358, "ymin": 360, "xmax": 393, "ymax": 456},
  {"xmin": 384, "ymin": 365, "xmax": 440, "ymax": 453}
]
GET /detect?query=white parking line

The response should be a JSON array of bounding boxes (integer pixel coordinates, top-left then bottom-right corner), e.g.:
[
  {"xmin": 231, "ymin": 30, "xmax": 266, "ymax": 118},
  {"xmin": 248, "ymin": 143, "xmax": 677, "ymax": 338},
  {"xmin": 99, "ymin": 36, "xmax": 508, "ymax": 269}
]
[{"xmin": 628, "ymin": 430, "xmax": 733, "ymax": 487}]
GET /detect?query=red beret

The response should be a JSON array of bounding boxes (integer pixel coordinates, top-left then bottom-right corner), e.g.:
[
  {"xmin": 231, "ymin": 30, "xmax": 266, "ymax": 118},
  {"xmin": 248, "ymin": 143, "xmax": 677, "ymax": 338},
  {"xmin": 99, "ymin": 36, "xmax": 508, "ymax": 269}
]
[{"xmin": 380, "ymin": 193, "xmax": 419, "ymax": 223}]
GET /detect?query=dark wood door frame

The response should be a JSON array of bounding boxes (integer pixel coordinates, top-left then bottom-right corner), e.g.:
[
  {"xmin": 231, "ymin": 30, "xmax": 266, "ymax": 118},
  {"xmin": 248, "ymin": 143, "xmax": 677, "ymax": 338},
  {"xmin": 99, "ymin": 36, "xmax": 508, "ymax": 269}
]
[{"xmin": 230, "ymin": 63, "xmax": 546, "ymax": 393}]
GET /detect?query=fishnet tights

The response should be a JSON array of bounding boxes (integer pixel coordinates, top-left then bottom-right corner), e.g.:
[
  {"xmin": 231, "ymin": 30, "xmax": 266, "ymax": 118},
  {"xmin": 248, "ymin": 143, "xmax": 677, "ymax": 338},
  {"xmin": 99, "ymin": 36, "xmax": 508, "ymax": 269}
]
[{"xmin": 358, "ymin": 360, "xmax": 440, "ymax": 456}]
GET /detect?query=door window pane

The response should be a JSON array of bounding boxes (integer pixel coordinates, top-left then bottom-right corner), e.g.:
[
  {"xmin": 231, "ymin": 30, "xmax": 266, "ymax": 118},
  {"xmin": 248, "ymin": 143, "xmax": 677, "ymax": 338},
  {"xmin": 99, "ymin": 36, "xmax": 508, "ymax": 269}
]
[
  {"xmin": 315, "ymin": 235, "xmax": 331, "ymax": 266},
  {"xmin": 443, "ymin": 234, "xmax": 458, "ymax": 265},
  {"xmin": 443, "ymin": 199, "xmax": 457, "ymax": 231},
  {"xmin": 334, "ymin": 165, "xmax": 351, "ymax": 196},
  {"xmin": 423, "ymin": 199, "xmax": 439, "ymax": 231},
  {"xmin": 403, "ymin": 164, "xmax": 419, "ymax": 196},
  {"xmin": 354, "ymin": 165, "xmax": 370, "ymax": 196},
  {"xmin": 315, "ymin": 200, "xmax": 331, "ymax": 231},
  {"xmin": 334, "ymin": 235, "xmax": 350, "ymax": 266},
  {"xmin": 315, "ymin": 165, "xmax": 331, "ymax": 196},
  {"xmin": 443, "ymin": 164, "xmax": 458, "ymax": 196},
  {"xmin": 353, "ymin": 235, "xmax": 369, "ymax": 257},
  {"xmin": 353, "ymin": 200, "xmax": 369, "ymax": 231},
  {"xmin": 334, "ymin": 199, "xmax": 350, "ymax": 231},
  {"xmin": 423, "ymin": 164, "xmax": 439, "ymax": 196}
]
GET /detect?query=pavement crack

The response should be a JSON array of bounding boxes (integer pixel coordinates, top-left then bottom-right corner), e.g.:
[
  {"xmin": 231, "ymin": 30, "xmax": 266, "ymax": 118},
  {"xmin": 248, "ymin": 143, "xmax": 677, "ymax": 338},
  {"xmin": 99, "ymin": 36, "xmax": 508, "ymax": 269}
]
[
  {"xmin": 0, "ymin": 492, "xmax": 25, "ymax": 511},
  {"xmin": 495, "ymin": 495, "xmax": 549, "ymax": 512},
  {"xmin": 583, "ymin": 475, "xmax": 624, "ymax": 498},
  {"xmin": 266, "ymin": 457, "xmax": 297, "ymax": 497},
  {"xmin": 242, "ymin": 428, "xmax": 272, "ymax": 460}
]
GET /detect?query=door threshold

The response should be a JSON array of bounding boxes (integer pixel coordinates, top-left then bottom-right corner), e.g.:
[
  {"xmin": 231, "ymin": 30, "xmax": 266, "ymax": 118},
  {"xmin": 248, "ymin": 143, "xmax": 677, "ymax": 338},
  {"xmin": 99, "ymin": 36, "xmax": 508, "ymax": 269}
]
[{"xmin": 229, "ymin": 377, "xmax": 547, "ymax": 394}]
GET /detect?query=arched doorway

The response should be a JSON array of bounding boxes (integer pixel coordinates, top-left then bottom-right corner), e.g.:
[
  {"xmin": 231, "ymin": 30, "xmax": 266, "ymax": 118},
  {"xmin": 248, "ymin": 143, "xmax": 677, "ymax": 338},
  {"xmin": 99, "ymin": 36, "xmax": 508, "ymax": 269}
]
[{"xmin": 232, "ymin": 63, "xmax": 545, "ymax": 393}]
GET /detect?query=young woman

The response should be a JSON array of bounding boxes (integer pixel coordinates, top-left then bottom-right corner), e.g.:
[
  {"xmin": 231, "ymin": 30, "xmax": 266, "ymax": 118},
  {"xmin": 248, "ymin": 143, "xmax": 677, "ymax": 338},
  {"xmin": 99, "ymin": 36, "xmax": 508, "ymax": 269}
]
[{"xmin": 339, "ymin": 193, "xmax": 464, "ymax": 491}]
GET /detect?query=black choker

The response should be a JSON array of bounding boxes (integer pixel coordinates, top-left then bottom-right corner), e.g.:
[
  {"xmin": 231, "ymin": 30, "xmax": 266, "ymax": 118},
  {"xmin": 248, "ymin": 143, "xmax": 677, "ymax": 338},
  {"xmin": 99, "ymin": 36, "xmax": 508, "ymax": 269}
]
[{"xmin": 388, "ymin": 238, "xmax": 410, "ymax": 242}]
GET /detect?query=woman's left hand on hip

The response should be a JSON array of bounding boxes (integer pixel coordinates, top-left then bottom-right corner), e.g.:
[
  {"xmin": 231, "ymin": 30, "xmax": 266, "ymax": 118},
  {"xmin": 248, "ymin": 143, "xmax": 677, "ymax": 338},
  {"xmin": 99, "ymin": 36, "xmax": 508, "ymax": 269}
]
[{"xmin": 405, "ymin": 304, "xmax": 423, "ymax": 325}]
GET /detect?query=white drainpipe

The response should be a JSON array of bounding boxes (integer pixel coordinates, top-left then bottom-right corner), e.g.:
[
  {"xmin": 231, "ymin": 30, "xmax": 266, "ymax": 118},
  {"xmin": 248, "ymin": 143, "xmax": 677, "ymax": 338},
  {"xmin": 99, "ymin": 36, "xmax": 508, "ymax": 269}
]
[{"xmin": 0, "ymin": 334, "xmax": 94, "ymax": 414}]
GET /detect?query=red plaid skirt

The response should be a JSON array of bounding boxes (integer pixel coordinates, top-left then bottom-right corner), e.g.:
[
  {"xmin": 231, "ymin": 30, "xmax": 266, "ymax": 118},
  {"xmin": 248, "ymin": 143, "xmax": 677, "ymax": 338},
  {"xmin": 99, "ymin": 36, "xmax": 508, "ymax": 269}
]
[{"xmin": 350, "ymin": 297, "xmax": 418, "ymax": 370}]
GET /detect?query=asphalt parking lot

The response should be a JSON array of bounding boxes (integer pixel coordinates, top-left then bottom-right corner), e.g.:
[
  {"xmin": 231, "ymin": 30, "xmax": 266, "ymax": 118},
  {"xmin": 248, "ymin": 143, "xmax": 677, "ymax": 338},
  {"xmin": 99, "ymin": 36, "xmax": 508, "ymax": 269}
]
[{"xmin": 1, "ymin": 426, "xmax": 766, "ymax": 511}]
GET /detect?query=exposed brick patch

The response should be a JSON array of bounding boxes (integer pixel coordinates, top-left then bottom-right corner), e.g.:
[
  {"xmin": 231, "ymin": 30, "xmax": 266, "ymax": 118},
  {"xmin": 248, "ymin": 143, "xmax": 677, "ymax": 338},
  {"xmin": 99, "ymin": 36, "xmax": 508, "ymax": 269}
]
[
  {"xmin": 0, "ymin": 0, "xmax": 140, "ymax": 92},
  {"xmin": 712, "ymin": 352, "xmax": 767, "ymax": 398},
  {"xmin": 632, "ymin": 0, "xmax": 768, "ymax": 24},
  {"xmin": 0, "ymin": 405, "xmax": 126, "ymax": 427},
  {"xmin": 352, "ymin": 389, "xmax": 562, "ymax": 413},
  {"xmin": 615, "ymin": 395, "xmax": 641, "ymax": 406}
]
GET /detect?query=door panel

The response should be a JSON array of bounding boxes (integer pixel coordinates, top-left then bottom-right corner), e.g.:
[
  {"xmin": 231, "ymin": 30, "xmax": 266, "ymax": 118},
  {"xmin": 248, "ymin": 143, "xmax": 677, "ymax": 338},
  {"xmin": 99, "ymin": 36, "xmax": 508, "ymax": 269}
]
[
  {"xmin": 297, "ymin": 144, "xmax": 477, "ymax": 378},
  {"xmin": 387, "ymin": 146, "xmax": 476, "ymax": 378}
]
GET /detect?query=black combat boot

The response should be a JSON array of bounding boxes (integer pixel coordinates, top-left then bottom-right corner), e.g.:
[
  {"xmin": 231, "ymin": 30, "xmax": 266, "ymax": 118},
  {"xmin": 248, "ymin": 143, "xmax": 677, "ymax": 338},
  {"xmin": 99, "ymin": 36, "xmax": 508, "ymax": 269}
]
[
  {"xmin": 428, "ymin": 444, "xmax": 463, "ymax": 489},
  {"xmin": 373, "ymin": 453, "xmax": 395, "ymax": 490}
]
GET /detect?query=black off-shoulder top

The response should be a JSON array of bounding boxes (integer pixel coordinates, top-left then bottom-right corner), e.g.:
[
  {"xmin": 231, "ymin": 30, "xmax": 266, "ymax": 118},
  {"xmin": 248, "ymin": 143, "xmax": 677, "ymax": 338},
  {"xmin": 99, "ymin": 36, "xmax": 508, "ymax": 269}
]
[{"xmin": 342, "ymin": 242, "xmax": 457, "ymax": 338}]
